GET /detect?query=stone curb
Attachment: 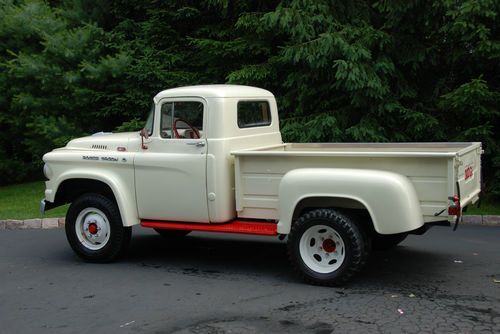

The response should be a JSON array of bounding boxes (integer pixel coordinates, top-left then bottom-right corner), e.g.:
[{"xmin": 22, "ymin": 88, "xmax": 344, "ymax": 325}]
[
  {"xmin": 462, "ymin": 215, "xmax": 500, "ymax": 225},
  {"xmin": 0, "ymin": 215, "xmax": 498, "ymax": 230},
  {"xmin": 0, "ymin": 218, "xmax": 65, "ymax": 230}
]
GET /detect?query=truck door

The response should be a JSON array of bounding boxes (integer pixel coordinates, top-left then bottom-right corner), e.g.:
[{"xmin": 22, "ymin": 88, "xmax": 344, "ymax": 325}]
[{"xmin": 134, "ymin": 97, "xmax": 209, "ymax": 222}]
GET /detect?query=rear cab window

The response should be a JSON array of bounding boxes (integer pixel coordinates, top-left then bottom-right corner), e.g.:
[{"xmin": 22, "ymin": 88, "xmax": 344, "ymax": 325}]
[{"xmin": 237, "ymin": 101, "xmax": 271, "ymax": 128}]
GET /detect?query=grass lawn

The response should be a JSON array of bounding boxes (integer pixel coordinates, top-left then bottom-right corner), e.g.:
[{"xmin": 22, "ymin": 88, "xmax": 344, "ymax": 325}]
[
  {"xmin": 0, "ymin": 181, "xmax": 499, "ymax": 220},
  {"xmin": 0, "ymin": 181, "xmax": 68, "ymax": 220},
  {"xmin": 464, "ymin": 201, "xmax": 500, "ymax": 215}
]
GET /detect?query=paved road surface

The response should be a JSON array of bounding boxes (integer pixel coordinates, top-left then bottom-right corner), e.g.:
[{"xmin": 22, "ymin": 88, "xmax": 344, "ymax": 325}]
[{"xmin": 0, "ymin": 225, "xmax": 499, "ymax": 333}]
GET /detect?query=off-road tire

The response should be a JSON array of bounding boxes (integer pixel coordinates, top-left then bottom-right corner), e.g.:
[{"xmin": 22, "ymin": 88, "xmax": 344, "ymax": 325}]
[
  {"xmin": 372, "ymin": 233, "xmax": 407, "ymax": 251},
  {"xmin": 287, "ymin": 209, "xmax": 368, "ymax": 286},
  {"xmin": 65, "ymin": 193, "xmax": 131, "ymax": 262}
]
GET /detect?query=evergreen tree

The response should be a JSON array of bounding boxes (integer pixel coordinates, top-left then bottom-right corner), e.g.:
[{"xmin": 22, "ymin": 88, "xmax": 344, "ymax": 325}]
[{"xmin": 0, "ymin": 0, "xmax": 498, "ymax": 198}]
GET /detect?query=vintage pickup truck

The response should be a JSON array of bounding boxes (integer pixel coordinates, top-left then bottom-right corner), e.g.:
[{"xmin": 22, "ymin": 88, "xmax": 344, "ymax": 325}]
[{"xmin": 41, "ymin": 85, "xmax": 482, "ymax": 285}]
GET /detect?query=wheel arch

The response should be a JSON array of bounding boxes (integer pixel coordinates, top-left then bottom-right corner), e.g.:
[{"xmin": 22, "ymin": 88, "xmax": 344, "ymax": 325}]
[
  {"xmin": 54, "ymin": 178, "xmax": 116, "ymax": 206},
  {"xmin": 290, "ymin": 196, "xmax": 376, "ymax": 234}
]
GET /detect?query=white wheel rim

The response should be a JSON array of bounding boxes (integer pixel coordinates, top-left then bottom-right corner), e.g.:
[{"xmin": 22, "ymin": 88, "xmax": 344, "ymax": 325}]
[
  {"xmin": 75, "ymin": 207, "xmax": 111, "ymax": 251},
  {"xmin": 299, "ymin": 224, "xmax": 346, "ymax": 274}
]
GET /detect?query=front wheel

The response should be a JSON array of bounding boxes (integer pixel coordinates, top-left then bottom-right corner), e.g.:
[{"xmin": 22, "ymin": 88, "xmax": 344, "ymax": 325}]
[
  {"xmin": 287, "ymin": 209, "xmax": 368, "ymax": 286},
  {"xmin": 65, "ymin": 193, "xmax": 131, "ymax": 262}
]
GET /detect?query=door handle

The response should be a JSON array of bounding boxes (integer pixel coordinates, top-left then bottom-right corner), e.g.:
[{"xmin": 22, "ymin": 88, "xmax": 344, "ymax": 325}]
[{"xmin": 186, "ymin": 141, "xmax": 205, "ymax": 147}]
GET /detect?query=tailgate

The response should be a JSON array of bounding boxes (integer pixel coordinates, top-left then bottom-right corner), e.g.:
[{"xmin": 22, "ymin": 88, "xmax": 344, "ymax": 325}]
[{"xmin": 455, "ymin": 142, "xmax": 482, "ymax": 207}]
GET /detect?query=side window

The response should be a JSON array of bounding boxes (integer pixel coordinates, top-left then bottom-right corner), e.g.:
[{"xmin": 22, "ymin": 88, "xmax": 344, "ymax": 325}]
[
  {"xmin": 160, "ymin": 102, "xmax": 173, "ymax": 138},
  {"xmin": 144, "ymin": 103, "xmax": 155, "ymax": 136},
  {"xmin": 237, "ymin": 101, "xmax": 271, "ymax": 128},
  {"xmin": 160, "ymin": 101, "xmax": 204, "ymax": 139}
]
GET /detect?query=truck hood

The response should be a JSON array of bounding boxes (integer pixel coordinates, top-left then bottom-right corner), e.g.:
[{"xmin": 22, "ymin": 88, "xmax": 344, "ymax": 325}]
[{"xmin": 66, "ymin": 132, "xmax": 140, "ymax": 152}]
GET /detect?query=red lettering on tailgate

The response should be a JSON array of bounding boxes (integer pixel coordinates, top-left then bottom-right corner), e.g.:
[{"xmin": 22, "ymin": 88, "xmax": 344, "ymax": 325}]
[{"xmin": 464, "ymin": 165, "xmax": 473, "ymax": 180}]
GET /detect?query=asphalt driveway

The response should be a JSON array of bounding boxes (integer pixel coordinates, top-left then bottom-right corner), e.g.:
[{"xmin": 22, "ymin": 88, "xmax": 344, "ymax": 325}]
[{"xmin": 0, "ymin": 225, "xmax": 499, "ymax": 333}]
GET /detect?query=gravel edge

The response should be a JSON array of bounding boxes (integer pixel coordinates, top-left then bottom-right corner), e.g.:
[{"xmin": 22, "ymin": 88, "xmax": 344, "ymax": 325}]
[{"xmin": 0, "ymin": 215, "xmax": 499, "ymax": 230}]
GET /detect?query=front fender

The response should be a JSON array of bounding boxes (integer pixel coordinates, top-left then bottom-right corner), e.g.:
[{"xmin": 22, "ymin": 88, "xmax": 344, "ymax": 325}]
[
  {"xmin": 44, "ymin": 155, "xmax": 139, "ymax": 227},
  {"xmin": 277, "ymin": 168, "xmax": 423, "ymax": 235}
]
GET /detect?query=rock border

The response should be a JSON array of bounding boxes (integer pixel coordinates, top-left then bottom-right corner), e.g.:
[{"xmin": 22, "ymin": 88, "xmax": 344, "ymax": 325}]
[
  {"xmin": 0, "ymin": 216, "xmax": 499, "ymax": 230},
  {"xmin": 462, "ymin": 215, "xmax": 500, "ymax": 225},
  {"xmin": 0, "ymin": 218, "xmax": 65, "ymax": 230}
]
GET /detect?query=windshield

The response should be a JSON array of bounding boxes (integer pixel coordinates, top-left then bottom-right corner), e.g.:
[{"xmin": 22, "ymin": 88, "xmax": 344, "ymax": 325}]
[{"xmin": 145, "ymin": 103, "xmax": 154, "ymax": 136}]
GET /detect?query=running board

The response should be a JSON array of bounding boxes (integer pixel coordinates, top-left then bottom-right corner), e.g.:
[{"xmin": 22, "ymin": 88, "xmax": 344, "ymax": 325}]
[{"xmin": 141, "ymin": 219, "xmax": 278, "ymax": 236}]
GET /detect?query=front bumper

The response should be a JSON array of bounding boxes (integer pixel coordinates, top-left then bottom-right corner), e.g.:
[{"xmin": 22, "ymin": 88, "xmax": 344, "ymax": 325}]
[
  {"xmin": 40, "ymin": 199, "xmax": 57, "ymax": 215},
  {"xmin": 40, "ymin": 199, "xmax": 45, "ymax": 215}
]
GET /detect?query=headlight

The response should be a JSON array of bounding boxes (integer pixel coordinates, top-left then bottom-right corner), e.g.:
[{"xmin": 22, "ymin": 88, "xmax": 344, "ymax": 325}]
[{"xmin": 43, "ymin": 164, "xmax": 53, "ymax": 180}]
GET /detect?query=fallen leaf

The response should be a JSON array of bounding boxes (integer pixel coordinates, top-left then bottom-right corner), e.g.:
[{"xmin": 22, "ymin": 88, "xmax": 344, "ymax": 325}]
[{"xmin": 120, "ymin": 320, "xmax": 135, "ymax": 328}]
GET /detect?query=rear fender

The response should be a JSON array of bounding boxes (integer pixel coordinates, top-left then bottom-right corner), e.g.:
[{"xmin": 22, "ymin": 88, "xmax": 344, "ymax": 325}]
[{"xmin": 277, "ymin": 168, "xmax": 423, "ymax": 235}]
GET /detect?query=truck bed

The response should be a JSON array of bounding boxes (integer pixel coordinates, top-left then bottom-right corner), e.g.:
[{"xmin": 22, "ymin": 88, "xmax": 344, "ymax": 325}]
[
  {"xmin": 232, "ymin": 142, "xmax": 482, "ymax": 224},
  {"xmin": 234, "ymin": 142, "xmax": 480, "ymax": 156}
]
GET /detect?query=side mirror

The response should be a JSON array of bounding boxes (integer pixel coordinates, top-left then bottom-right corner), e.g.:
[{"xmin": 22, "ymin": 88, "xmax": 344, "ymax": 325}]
[{"xmin": 140, "ymin": 128, "xmax": 149, "ymax": 150}]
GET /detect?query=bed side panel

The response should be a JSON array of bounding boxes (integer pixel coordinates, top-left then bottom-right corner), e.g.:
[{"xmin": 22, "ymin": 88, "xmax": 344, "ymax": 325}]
[{"xmin": 235, "ymin": 155, "xmax": 450, "ymax": 223}]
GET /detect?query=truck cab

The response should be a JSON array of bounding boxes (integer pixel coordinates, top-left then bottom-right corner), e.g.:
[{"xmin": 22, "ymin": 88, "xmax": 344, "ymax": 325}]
[
  {"xmin": 135, "ymin": 85, "xmax": 282, "ymax": 224},
  {"xmin": 43, "ymin": 85, "xmax": 281, "ymax": 225}
]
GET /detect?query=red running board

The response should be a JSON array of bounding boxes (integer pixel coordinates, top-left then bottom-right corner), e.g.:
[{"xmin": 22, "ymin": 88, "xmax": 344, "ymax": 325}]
[{"xmin": 141, "ymin": 219, "xmax": 278, "ymax": 236}]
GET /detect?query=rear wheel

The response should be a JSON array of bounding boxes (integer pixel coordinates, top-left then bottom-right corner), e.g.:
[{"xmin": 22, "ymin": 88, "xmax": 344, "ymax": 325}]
[
  {"xmin": 65, "ymin": 193, "xmax": 131, "ymax": 262},
  {"xmin": 287, "ymin": 209, "xmax": 369, "ymax": 286}
]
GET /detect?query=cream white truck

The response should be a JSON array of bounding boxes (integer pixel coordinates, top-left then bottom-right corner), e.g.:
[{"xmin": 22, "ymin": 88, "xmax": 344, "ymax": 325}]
[{"xmin": 41, "ymin": 85, "xmax": 482, "ymax": 285}]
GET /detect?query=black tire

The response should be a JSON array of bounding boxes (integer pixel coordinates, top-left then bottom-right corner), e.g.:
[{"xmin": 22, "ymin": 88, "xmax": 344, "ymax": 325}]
[
  {"xmin": 287, "ymin": 209, "xmax": 368, "ymax": 286},
  {"xmin": 153, "ymin": 229, "xmax": 190, "ymax": 239},
  {"xmin": 65, "ymin": 193, "xmax": 131, "ymax": 263},
  {"xmin": 372, "ymin": 233, "xmax": 407, "ymax": 251}
]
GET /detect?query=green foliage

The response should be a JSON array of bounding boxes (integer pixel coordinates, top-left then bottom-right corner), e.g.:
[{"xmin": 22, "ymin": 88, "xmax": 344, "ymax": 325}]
[
  {"xmin": 24, "ymin": 115, "xmax": 84, "ymax": 164},
  {"xmin": 0, "ymin": 0, "xmax": 131, "ymax": 183},
  {"xmin": 115, "ymin": 119, "xmax": 143, "ymax": 132},
  {"xmin": 281, "ymin": 113, "xmax": 343, "ymax": 143},
  {"xmin": 0, "ymin": 0, "xmax": 498, "ymax": 198},
  {"xmin": 223, "ymin": 0, "xmax": 499, "ymax": 198}
]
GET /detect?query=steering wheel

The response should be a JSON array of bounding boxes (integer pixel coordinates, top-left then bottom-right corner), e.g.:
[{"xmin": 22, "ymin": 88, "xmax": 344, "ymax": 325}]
[{"xmin": 172, "ymin": 118, "xmax": 200, "ymax": 139}]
